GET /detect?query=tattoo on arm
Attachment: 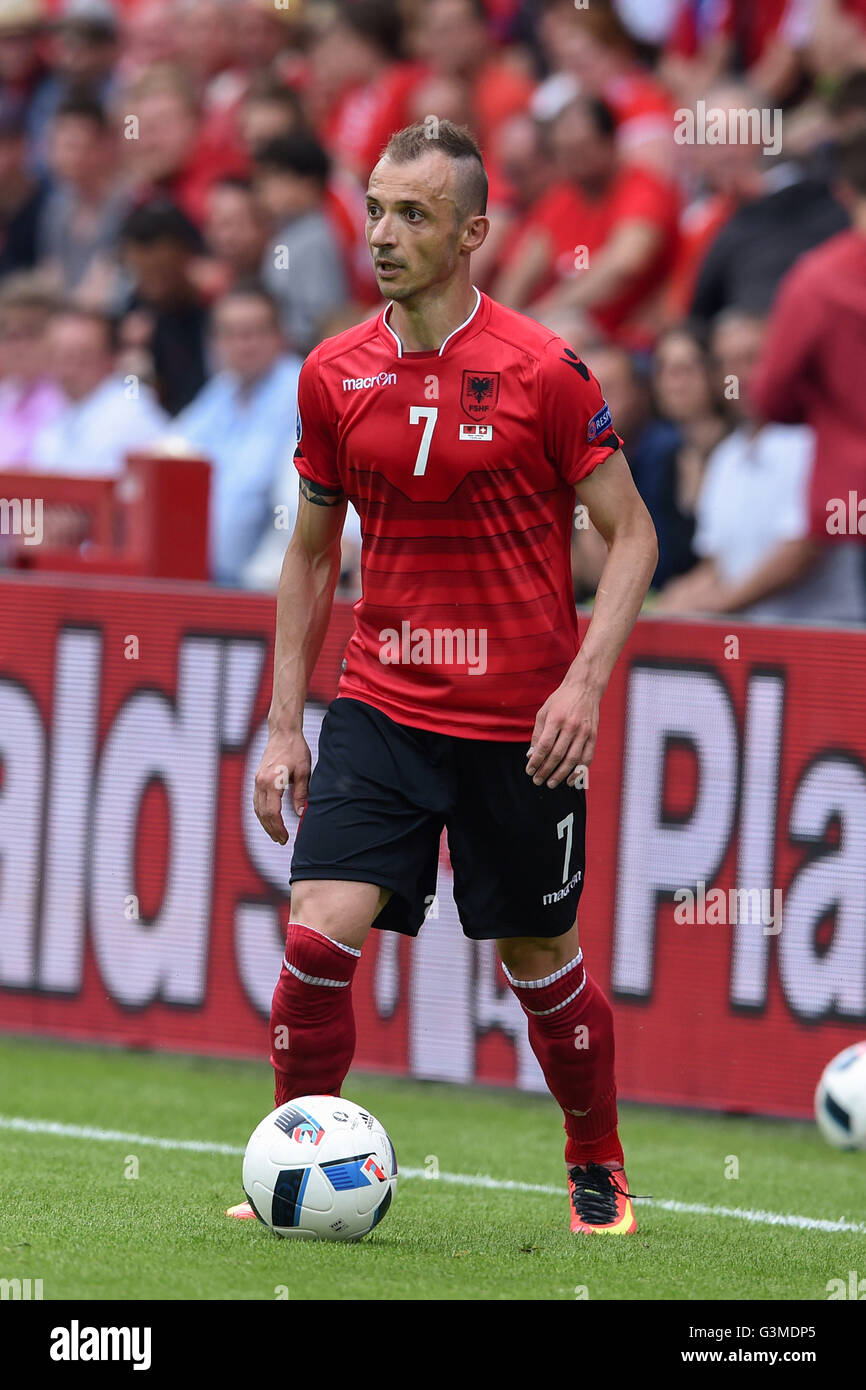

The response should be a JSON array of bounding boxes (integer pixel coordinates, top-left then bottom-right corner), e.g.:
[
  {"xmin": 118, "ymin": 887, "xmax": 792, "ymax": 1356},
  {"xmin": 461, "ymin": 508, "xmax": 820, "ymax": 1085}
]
[{"xmin": 298, "ymin": 475, "xmax": 345, "ymax": 507}]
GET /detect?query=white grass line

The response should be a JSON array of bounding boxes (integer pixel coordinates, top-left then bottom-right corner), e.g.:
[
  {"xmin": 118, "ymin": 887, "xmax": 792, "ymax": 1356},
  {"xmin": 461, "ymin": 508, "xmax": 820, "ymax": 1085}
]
[
  {"xmin": 0, "ymin": 1115, "xmax": 244, "ymax": 1157},
  {"xmin": 2, "ymin": 1114, "xmax": 865, "ymax": 1236}
]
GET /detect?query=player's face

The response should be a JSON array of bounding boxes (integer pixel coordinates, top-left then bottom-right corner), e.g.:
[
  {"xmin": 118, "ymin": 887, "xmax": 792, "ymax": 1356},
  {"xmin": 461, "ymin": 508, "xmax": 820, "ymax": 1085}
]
[{"xmin": 365, "ymin": 153, "xmax": 469, "ymax": 301}]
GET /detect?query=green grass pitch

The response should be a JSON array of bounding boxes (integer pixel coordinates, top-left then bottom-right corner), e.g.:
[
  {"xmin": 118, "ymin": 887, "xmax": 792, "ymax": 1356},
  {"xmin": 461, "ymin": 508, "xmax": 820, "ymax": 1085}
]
[{"xmin": 0, "ymin": 1036, "xmax": 863, "ymax": 1301}]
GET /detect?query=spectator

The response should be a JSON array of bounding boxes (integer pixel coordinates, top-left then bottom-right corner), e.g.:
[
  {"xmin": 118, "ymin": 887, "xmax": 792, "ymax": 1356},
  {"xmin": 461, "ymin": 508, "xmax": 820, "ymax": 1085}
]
[
  {"xmin": 232, "ymin": 0, "xmax": 300, "ymax": 83},
  {"xmin": 0, "ymin": 1, "xmax": 49, "ymax": 149},
  {"xmin": 313, "ymin": 0, "xmax": 423, "ymax": 184},
  {"xmin": 580, "ymin": 344, "xmax": 697, "ymax": 591},
  {"xmin": 414, "ymin": 0, "xmax": 534, "ymax": 155},
  {"xmin": 660, "ymin": 0, "xmax": 804, "ymax": 105},
  {"xmin": 798, "ymin": 0, "xmax": 866, "ymax": 84},
  {"xmin": 0, "ymin": 276, "xmax": 64, "ymax": 467},
  {"xmin": 30, "ymin": 304, "xmax": 168, "ymax": 476},
  {"xmin": 751, "ymin": 125, "xmax": 866, "ymax": 570},
  {"xmin": 116, "ymin": 0, "xmax": 180, "ymax": 83},
  {"xmin": 168, "ymin": 283, "xmax": 303, "ymax": 586},
  {"xmin": 238, "ymin": 75, "xmax": 306, "ymax": 155},
  {"xmin": 656, "ymin": 310, "xmax": 865, "ymax": 622},
  {"xmin": 37, "ymin": 93, "xmax": 129, "ymax": 298},
  {"xmin": 653, "ymin": 323, "xmax": 728, "ymax": 519},
  {"xmin": 254, "ymin": 132, "xmax": 348, "ymax": 354},
  {"xmin": 535, "ymin": 0, "xmax": 675, "ymax": 176},
  {"xmin": 238, "ymin": 77, "xmax": 372, "ymax": 302},
  {"xmin": 241, "ymin": 439, "xmax": 363, "ymax": 596},
  {"xmin": 0, "ymin": 103, "xmax": 45, "ymax": 276},
  {"xmin": 27, "ymin": 3, "xmax": 120, "ymax": 169},
  {"xmin": 173, "ymin": 0, "xmax": 234, "ymax": 100},
  {"xmin": 120, "ymin": 63, "xmax": 246, "ymax": 228},
  {"xmin": 118, "ymin": 199, "xmax": 210, "ymax": 415},
  {"xmin": 663, "ymin": 82, "xmax": 758, "ymax": 321},
  {"xmin": 688, "ymin": 86, "xmax": 849, "ymax": 327},
  {"xmin": 496, "ymin": 95, "xmax": 679, "ymax": 347},
  {"xmin": 200, "ymin": 175, "xmax": 268, "ymax": 297},
  {"xmin": 474, "ymin": 110, "xmax": 557, "ymax": 289}
]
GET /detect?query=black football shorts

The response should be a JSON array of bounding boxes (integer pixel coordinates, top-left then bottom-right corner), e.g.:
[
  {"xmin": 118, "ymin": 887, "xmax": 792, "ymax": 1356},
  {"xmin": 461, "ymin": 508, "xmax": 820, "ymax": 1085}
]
[{"xmin": 290, "ymin": 697, "xmax": 586, "ymax": 941}]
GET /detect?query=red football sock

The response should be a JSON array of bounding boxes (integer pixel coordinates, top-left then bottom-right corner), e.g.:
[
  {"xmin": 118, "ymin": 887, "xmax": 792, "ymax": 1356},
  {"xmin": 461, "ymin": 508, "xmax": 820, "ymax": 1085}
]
[
  {"xmin": 504, "ymin": 950, "xmax": 624, "ymax": 1170},
  {"xmin": 269, "ymin": 922, "xmax": 360, "ymax": 1106}
]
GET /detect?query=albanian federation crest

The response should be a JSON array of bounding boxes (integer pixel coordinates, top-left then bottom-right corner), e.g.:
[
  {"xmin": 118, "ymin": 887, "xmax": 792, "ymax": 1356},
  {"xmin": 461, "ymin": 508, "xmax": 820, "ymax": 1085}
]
[{"xmin": 461, "ymin": 370, "xmax": 500, "ymax": 420}]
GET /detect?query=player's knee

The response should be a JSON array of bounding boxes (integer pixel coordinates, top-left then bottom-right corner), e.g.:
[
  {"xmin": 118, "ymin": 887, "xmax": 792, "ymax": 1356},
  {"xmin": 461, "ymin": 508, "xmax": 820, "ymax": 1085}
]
[
  {"xmin": 497, "ymin": 923, "xmax": 580, "ymax": 980},
  {"xmin": 289, "ymin": 879, "xmax": 379, "ymax": 949}
]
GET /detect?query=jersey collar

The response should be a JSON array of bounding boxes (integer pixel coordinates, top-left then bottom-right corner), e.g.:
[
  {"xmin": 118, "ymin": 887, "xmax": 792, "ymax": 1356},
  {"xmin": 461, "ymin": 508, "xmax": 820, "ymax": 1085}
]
[{"xmin": 378, "ymin": 286, "xmax": 487, "ymax": 358}]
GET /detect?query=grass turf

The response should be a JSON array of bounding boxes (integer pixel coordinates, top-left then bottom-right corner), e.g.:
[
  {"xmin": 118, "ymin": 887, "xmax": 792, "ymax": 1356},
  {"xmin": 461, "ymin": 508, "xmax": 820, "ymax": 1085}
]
[{"xmin": 0, "ymin": 1035, "xmax": 864, "ymax": 1301}]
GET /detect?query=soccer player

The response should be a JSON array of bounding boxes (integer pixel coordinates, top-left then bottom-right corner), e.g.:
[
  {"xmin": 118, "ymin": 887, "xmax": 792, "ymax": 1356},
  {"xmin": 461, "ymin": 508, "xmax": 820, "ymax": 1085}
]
[{"xmin": 230, "ymin": 121, "xmax": 658, "ymax": 1234}]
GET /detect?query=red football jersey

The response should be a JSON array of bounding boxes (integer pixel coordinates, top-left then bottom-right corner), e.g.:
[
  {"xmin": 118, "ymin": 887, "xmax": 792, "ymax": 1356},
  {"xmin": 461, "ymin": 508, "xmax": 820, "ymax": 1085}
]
[{"xmin": 294, "ymin": 289, "xmax": 622, "ymax": 740}]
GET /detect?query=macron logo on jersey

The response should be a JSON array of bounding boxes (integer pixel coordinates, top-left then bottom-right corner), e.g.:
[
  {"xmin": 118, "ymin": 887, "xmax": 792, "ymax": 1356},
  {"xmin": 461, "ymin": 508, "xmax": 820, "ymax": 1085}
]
[
  {"xmin": 586, "ymin": 402, "xmax": 612, "ymax": 443},
  {"xmin": 342, "ymin": 372, "xmax": 397, "ymax": 392}
]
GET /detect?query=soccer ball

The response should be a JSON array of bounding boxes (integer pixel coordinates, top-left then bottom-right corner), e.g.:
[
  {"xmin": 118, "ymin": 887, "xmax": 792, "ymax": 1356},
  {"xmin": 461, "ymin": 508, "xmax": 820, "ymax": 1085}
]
[
  {"xmin": 242, "ymin": 1096, "xmax": 397, "ymax": 1240},
  {"xmin": 814, "ymin": 1042, "xmax": 866, "ymax": 1150}
]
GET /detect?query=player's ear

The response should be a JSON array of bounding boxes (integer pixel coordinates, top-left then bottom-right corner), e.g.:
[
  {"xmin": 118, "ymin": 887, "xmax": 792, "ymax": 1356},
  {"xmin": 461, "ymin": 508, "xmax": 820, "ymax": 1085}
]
[{"xmin": 462, "ymin": 214, "xmax": 489, "ymax": 255}]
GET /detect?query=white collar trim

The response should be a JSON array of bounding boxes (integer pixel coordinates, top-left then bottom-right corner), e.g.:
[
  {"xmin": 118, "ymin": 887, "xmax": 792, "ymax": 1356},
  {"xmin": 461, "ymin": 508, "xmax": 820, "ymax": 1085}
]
[{"xmin": 382, "ymin": 286, "xmax": 481, "ymax": 358}]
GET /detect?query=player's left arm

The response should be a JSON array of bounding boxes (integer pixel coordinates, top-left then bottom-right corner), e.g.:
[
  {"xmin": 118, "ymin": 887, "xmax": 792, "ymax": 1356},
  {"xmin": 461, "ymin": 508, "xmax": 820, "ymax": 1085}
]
[{"xmin": 526, "ymin": 449, "xmax": 658, "ymax": 788}]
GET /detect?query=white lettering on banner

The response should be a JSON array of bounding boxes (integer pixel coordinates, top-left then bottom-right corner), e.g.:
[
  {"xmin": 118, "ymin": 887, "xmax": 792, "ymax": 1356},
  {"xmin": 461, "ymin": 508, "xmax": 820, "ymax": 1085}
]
[
  {"xmin": 220, "ymin": 639, "xmax": 266, "ymax": 748},
  {"xmin": 408, "ymin": 885, "xmax": 544, "ymax": 1091},
  {"xmin": 39, "ymin": 630, "xmax": 101, "ymax": 992},
  {"xmin": 3, "ymin": 616, "xmax": 866, "ymax": 1079},
  {"xmin": 729, "ymin": 674, "xmax": 785, "ymax": 1007},
  {"xmin": 780, "ymin": 759, "xmax": 866, "ymax": 1020},
  {"xmin": 611, "ymin": 667, "xmax": 738, "ymax": 997},
  {"xmin": 409, "ymin": 872, "xmax": 473, "ymax": 1082},
  {"xmin": 90, "ymin": 637, "xmax": 222, "ymax": 1007},
  {"xmin": 0, "ymin": 684, "xmax": 43, "ymax": 986},
  {"xmin": 611, "ymin": 664, "xmax": 866, "ymax": 1020},
  {"xmin": 235, "ymin": 903, "xmax": 286, "ymax": 1018},
  {"xmin": 235, "ymin": 707, "xmax": 326, "ymax": 1015},
  {"xmin": 474, "ymin": 939, "xmax": 545, "ymax": 1091},
  {"xmin": 374, "ymin": 931, "xmax": 400, "ymax": 1017}
]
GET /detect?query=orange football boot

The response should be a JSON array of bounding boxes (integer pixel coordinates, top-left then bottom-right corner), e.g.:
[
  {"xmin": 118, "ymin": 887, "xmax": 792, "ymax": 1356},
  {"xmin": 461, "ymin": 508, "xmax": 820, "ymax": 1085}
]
[
  {"xmin": 226, "ymin": 1200, "xmax": 257, "ymax": 1219},
  {"xmin": 568, "ymin": 1162, "xmax": 638, "ymax": 1234}
]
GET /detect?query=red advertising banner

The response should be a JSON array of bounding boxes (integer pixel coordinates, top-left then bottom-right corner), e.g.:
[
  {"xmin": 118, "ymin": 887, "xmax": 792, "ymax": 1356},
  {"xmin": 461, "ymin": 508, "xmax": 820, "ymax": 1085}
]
[{"xmin": 0, "ymin": 574, "xmax": 864, "ymax": 1118}]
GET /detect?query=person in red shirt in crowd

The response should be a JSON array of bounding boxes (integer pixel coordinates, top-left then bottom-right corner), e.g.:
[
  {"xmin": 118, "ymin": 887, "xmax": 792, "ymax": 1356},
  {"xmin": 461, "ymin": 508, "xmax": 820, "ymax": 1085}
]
[
  {"xmin": 661, "ymin": 0, "xmax": 803, "ymax": 103},
  {"xmin": 115, "ymin": 0, "xmax": 179, "ymax": 81},
  {"xmin": 472, "ymin": 109, "xmax": 558, "ymax": 289},
  {"xmin": 172, "ymin": 0, "xmax": 234, "ymax": 98},
  {"xmin": 186, "ymin": 0, "xmax": 306, "ymax": 186},
  {"xmin": 751, "ymin": 125, "xmax": 866, "ymax": 562},
  {"xmin": 310, "ymin": 0, "xmax": 424, "ymax": 185},
  {"xmin": 663, "ymin": 81, "xmax": 763, "ymax": 322},
  {"xmin": 494, "ymin": 95, "xmax": 679, "ymax": 348},
  {"xmin": 120, "ymin": 62, "xmax": 247, "ymax": 227},
  {"xmin": 534, "ymin": 0, "xmax": 674, "ymax": 179},
  {"xmin": 413, "ymin": 0, "xmax": 535, "ymax": 156}
]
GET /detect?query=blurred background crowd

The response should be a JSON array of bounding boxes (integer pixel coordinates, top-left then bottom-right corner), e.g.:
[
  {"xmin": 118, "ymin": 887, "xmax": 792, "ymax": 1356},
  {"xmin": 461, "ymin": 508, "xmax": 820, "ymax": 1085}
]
[{"xmin": 0, "ymin": 0, "xmax": 865, "ymax": 620}]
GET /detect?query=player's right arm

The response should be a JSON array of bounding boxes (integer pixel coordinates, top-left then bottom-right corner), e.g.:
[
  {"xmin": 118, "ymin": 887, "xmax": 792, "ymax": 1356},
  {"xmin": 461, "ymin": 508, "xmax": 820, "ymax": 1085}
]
[{"xmin": 254, "ymin": 353, "xmax": 346, "ymax": 843}]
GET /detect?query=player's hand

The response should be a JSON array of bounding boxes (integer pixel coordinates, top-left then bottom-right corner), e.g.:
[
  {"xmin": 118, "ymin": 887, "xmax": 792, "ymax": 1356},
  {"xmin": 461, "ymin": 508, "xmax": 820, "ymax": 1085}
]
[
  {"xmin": 253, "ymin": 728, "xmax": 312, "ymax": 843},
  {"xmin": 526, "ymin": 679, "xmax": 600, "ymax": 789}
]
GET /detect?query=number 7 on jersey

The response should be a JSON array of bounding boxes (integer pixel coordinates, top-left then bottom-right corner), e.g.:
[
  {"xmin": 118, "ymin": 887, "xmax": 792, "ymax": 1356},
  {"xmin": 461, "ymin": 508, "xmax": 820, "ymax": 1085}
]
[{"xmin": 409, "ymin": 405, "xmax": 438, "ymax": 476}]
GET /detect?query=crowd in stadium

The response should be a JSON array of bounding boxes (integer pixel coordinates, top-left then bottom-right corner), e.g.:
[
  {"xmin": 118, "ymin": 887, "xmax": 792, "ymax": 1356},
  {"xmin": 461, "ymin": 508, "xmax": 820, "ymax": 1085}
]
[{"xmin": 0, "ymin": 0, "xmax": 864, "ymax": 619}]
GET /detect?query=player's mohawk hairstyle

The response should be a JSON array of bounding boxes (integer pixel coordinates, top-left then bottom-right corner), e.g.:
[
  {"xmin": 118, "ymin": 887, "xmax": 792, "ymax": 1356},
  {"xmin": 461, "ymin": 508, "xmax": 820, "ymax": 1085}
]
[{"xmin": 381, "ymin": 119, "xmax": 488, "ymax": 220}]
